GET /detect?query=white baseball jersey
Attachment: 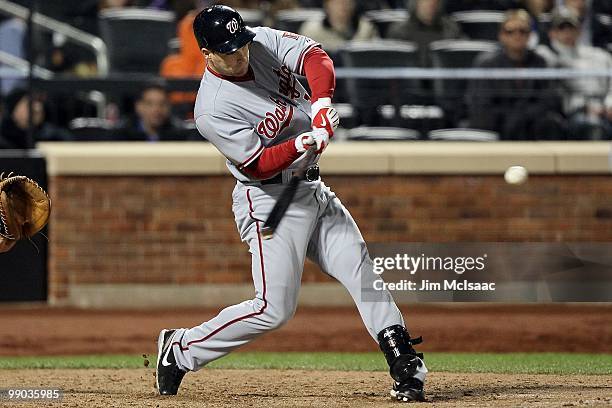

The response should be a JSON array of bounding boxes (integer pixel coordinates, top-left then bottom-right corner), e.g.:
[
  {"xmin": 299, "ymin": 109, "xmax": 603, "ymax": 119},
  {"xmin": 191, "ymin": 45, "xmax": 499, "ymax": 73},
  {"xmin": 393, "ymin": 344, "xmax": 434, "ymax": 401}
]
[{"xmin": 194, "ymin": 27, "xmax": 320, "ymax": 182}]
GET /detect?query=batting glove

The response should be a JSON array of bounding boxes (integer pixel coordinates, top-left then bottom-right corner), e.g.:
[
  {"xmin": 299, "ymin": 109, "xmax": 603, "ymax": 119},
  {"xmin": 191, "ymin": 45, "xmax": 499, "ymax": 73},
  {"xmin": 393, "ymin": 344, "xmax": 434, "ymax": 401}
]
[
  {"xmin": 295, "ymin": 132, "xmax": 316, "ymax": 153},
  {"xmin": 311, "ymin": 97, "xmax": 340, "ymax": 140}
]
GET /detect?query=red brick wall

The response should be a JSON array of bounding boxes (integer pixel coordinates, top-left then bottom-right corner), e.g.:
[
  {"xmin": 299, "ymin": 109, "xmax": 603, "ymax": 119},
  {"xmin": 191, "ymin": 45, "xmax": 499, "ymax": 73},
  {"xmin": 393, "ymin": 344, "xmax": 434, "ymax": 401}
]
[{"xmin": 48, "ymin": 175, "xmax": 612, "ymax": 301}]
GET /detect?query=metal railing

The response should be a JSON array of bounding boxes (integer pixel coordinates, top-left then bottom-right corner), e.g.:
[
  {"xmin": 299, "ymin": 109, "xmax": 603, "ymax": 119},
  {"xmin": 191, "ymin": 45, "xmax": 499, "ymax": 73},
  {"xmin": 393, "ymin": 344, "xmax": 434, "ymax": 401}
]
[
  {"xmin": 0, "ymin": 49, "xmax": 53, "ymax": 79},
  {"xmin": 334, "ymin": 67, "xmax": 612, "ymax": 79},
  {"xmin": 0, "ymin": 0, "xmax": 108, "ymax": 75}
]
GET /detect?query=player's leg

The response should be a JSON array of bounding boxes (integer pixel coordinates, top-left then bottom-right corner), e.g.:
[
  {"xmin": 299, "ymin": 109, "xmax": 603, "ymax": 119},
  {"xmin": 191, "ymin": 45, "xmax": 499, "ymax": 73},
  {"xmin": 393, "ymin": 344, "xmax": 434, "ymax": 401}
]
[
  {"xmin": 306, "ymin": 182, "xmax": 427, "ymax": 402},
  {"xmin": 157, "ymin": 182, "xmax": 318, "ymax": 395}
]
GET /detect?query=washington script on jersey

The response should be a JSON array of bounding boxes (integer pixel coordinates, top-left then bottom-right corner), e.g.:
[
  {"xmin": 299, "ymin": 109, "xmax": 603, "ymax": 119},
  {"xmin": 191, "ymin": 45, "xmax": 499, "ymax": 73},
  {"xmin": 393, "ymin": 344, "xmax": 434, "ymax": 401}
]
[
  {"xmin": 373, "ymin": 279, "xmax": 497, "ymax": 292},
  {"xmin": 256, "ymin": 96, "xmax": 294, "ymax": 139}
]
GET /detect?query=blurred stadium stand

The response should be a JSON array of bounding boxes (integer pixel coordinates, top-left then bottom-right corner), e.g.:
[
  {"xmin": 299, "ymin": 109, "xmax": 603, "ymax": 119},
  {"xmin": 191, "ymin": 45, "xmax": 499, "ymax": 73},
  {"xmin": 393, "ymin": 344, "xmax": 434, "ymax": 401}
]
[
  {"xmin": 99, "ymin": 8, "xmax": 175, "ymax": 74},
  {"xmin": 236, "ymin": 8, "xmax": 265, "ymax": 28},
  {"xmin": 593, "ymin": 13, "xmax": 612, "ymax": 48},
  {"xmin": 0, "ymin": 1, "xmax": 610, "ymax": 142},
  {"xmin": 428, "ymin": 128, "xmax": 499, "ymax": 142},
  {"xmin": 346, "ymin": 126, "xmax": 420, "ymax": 141},
  {"xmin": 429, "ymin": 39, "xmax": 497, "ymax": 125},
  {"xmin": 274, "ymin": 8, "xmax": 324, "ymax": 34},
  {"xmin": 68, "ymin": 117, "xmax": 116, "ymax": 141},
  {"xmin": 363, "ymin": 8, "xmax": 408, "ymax": 38},
  {"xmin": 450, "ymin": 10, "xmax": 505, "ymax": 41}
]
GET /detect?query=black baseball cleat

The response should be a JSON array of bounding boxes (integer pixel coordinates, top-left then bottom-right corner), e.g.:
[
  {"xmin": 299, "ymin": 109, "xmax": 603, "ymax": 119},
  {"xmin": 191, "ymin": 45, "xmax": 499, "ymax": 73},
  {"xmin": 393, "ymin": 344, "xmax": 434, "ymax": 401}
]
[
  {"xmin": 390, "ymin": 377, "xmax": 426, "ymax": 402},
  {"xmin": 156, "ymin": 329, "xmax": 186, "ymax": 395}
]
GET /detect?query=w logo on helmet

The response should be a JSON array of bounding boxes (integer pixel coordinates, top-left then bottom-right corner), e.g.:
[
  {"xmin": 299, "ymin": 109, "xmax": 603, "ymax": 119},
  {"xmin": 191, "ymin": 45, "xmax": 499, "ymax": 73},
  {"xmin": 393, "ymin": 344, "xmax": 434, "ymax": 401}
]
[{"xmin": 226, "ymin": 18, "xmax": 239, "ymax": 34}]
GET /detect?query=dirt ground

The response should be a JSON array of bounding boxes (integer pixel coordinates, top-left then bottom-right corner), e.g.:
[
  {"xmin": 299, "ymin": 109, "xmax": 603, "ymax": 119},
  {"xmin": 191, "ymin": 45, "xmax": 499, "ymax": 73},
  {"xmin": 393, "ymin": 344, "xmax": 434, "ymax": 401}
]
[
  {"xmin": 0, "ymin": 304, "xmax": 611, "ymax": 355},
  {"xmin": 1, "ymin": 304, "xmax": 611, "ymax": 407},
  {"xmin": 1, "ymin": 369, "xmax": 611, "ymax": 407}
]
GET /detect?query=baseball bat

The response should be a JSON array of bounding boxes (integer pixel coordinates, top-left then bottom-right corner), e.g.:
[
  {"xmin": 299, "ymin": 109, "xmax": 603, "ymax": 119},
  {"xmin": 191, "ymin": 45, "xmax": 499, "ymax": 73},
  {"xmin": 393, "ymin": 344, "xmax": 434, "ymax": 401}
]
[{"xmin": 261, "ymin": 148, "xmax": 316, "ymax": 240}]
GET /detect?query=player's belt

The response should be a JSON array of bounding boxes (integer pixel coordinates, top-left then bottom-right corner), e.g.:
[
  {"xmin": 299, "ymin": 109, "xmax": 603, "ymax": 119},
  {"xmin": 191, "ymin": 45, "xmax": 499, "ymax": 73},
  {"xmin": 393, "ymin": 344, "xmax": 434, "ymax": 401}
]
[{"xmin": 260, "ymin": 165, "xmax": 320, "ymax": 185}]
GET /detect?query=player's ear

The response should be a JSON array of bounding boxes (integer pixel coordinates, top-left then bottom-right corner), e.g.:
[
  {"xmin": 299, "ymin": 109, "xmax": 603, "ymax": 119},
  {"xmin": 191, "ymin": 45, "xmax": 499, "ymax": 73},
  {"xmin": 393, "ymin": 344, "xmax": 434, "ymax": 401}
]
[{"xmin": 201, "ymin": 47, "xmax": 211, "ymax": 57}]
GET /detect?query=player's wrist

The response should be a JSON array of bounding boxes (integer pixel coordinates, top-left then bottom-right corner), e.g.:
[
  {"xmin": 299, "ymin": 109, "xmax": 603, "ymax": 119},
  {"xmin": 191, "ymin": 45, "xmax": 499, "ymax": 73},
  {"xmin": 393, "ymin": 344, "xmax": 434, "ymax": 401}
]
[
  {"xmin": 311, "ymin": 102, "xmax": 340, "ymax": 139},
  {"xmin": 310, "ymin": 97, "xmax": 332, "ymax": 119}
]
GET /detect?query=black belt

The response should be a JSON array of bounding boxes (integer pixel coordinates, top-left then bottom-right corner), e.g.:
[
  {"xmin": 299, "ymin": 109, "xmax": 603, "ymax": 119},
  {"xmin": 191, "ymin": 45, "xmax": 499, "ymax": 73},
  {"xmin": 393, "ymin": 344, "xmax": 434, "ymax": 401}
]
[{"xmin": 261, "ymin": 165, "xmax": 320, "ymax": 185}]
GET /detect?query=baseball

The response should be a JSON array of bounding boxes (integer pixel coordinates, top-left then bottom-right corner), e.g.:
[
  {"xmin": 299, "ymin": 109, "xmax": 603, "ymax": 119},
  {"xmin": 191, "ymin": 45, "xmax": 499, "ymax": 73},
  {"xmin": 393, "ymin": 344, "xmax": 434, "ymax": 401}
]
[{"xmin": 504, "ymin": 166, "xmax": 528, "ymax": 185}]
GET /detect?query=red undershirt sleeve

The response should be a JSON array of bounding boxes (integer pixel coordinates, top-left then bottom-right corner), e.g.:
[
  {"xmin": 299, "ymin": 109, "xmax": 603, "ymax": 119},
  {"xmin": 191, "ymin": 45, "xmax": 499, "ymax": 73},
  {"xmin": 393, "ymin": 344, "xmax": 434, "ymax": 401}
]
[
  {"xmin": 242, "ymin": 138, "xmax": 301, "ymax": 180},
  {"xmin": 303, "ymin": 47, "xmax": 335, "ymax": 102}
]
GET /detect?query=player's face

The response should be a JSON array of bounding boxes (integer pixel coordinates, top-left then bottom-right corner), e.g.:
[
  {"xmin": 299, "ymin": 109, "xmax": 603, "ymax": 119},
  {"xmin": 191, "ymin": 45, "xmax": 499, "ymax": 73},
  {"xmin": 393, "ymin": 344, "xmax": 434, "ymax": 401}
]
[{"xmin": 206, "ymin": 44, "xmax": 250, "ymax": 77}]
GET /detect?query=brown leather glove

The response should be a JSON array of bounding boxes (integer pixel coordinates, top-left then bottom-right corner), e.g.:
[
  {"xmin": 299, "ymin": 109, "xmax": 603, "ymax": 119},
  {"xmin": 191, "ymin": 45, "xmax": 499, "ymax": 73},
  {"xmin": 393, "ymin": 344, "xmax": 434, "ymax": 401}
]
[{"xmin": 0, "ymin": 173, "xmax": 50, "ymax": 253}]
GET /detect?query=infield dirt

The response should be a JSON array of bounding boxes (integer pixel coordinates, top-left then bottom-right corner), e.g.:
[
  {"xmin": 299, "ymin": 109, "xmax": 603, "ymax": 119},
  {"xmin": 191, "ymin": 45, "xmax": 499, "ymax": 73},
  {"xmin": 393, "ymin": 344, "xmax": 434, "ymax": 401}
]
[{"xmin": 2, "ymin": 368, "xmax": 611, "ymax": 407}]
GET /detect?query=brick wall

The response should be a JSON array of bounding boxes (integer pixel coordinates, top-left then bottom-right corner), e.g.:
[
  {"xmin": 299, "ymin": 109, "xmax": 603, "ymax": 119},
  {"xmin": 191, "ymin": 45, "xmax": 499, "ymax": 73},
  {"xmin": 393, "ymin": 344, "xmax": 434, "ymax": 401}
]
[{"xmin": 48, "ymin": 175, "xmax": 612, "ymax": 301}]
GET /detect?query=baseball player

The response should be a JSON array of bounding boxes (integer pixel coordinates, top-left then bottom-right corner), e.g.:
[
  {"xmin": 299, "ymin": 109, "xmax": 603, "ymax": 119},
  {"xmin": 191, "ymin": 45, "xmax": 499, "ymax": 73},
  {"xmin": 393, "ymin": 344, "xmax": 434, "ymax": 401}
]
[{"xmin": 156, "ymin": 5, "xmax": 427, "ymax": 402}]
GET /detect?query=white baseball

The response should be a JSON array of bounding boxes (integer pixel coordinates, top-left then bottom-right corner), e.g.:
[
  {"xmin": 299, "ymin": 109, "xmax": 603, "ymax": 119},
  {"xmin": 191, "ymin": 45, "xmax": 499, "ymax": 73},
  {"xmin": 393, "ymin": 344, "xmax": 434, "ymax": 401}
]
[{"xmin": 504, "ymin": 166, "xmax": 528, "ymax": 185}]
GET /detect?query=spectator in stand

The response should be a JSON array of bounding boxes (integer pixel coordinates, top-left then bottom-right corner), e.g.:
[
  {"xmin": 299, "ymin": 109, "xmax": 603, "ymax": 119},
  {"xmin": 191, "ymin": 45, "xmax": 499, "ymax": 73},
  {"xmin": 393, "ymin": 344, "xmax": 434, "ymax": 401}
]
[
  {"xmin": 560, "ymin": 0, "xmax": 593, "ymax": 45},
  {"xmin": 386, "ymin": 0, "xmax": 463, "ymax": 67},
  {"xmin": 536, "ymin": 8, "xmax": 612, "ymax": 139},
  {"xmin": 468, "ymin": 9, "xmax": 567, "ymax": 139},
  {"xmin": 160, "ymin": 5, "xmax": 206, "ymax": 117},
  {"xmin": 118, "ymin": 83, "xmax": 188, "ymax": 141},
  {"xmin": 299, "ymin": 0, "xmax": 379, "ymax": 56},
  {"xmin": 0, "ymin": 17, "xmax": 26, "ymax": 96},
  {"xmin": 0, "ymin": 89, "xmax": 72, "ymax": 149},
  {"xmin": 521, "ymin": 0, "xmax": 555, "ymax": 46}
]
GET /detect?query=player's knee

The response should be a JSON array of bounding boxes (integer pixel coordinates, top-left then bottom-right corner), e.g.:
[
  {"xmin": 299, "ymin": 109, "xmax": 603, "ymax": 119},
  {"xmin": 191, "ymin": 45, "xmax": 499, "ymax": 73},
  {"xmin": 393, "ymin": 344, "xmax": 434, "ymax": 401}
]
[{"xmin": 262, "ymin": 303, "xmax": 296, "ymax": 330}]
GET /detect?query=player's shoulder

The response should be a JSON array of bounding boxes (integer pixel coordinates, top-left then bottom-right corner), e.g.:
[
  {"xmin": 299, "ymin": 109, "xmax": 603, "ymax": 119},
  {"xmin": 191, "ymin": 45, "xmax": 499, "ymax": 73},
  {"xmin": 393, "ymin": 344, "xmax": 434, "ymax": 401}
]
[
  {"xmin": 194, "ymin": 73, "xmax": 225, "ymax": 118},
  {"xmin": 252, "ymin": 26, "xmax": 305, "ymax": 46}
]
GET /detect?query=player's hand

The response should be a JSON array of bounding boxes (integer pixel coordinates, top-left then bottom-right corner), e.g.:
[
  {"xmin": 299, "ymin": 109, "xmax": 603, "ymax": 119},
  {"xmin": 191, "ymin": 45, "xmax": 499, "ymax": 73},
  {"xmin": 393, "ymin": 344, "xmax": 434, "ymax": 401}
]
[
  {"xmin": 295, "ymin": 132, "xmax": 316, "ymax": 153},
  {"xmin": 311, "ymin": 97, "xmax": 340, "ymax": 139},
  {"xmin": 294, "ymin": 131, "xmax": 328, "ymax": 154}
]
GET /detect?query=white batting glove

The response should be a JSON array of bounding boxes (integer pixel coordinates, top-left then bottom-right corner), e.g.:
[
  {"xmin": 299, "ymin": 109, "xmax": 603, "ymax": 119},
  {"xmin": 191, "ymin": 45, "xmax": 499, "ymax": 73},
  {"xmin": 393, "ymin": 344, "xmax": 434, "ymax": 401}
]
[
  {"xmin": 295, "ymin": 132, "xmax": 316, "ymax": 153},
  {"xmin": 311, "ymin": 97, "xmax": 340, "ymax": 140}
]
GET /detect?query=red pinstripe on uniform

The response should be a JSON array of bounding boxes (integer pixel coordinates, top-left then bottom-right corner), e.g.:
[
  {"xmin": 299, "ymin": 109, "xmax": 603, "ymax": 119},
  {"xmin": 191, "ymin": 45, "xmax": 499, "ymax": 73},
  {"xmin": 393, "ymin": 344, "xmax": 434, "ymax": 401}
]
[{"xmin": 175, "ymin": 188, "xmax": 267, "ymax": 352}]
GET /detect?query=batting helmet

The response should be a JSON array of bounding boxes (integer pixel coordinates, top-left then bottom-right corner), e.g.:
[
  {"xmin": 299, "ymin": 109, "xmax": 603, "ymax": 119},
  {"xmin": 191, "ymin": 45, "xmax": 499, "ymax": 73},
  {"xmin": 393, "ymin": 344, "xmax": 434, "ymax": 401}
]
[{"xmin": 193, "ymin": 5, "xmax": 256, "ymax": 54}]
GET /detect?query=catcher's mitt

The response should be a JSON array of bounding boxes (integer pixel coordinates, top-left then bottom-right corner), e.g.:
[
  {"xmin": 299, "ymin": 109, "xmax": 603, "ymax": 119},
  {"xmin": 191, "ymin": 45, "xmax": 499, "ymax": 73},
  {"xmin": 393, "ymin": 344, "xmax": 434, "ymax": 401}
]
[{"xmin": 0, "ymin": 173, "xmax": 51, "ymax": 253}]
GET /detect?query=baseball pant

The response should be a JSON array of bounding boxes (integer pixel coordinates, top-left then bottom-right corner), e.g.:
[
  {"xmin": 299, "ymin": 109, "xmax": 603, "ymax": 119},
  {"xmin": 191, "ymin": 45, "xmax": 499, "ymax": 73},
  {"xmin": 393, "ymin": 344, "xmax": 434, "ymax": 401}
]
[{"xmin": 172, "ymin": 180, "xmax": 404, "ymax": 371}]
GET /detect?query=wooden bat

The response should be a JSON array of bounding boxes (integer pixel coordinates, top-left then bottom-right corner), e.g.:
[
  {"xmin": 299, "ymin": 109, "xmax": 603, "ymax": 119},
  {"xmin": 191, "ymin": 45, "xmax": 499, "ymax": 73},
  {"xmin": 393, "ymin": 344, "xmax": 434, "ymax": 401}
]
[{"xmin": 261, "ymin": 148, "xmax": 316, "ymax": 240}]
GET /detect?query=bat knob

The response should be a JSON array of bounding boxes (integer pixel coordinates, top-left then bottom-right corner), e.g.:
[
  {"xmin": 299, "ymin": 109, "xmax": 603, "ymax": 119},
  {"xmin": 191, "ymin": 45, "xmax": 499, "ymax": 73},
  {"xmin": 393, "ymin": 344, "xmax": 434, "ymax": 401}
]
[{"xmin": 260, "ymin": 226, "xmax": 274, "ymax": 240}]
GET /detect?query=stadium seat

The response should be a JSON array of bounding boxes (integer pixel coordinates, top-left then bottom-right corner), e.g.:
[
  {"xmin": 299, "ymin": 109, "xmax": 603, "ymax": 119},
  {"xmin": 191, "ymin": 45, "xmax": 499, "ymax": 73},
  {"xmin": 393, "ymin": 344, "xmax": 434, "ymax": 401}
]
[
  {"xmin": 537, "ymin": 13, "xmax": 552, "ymax": 36},
  {"xmin": 236, "ymin": 9, "xmax": 265, "ymax": 27},
  {"xmin": 451, "ymin": 11, "xmax": 505, "ymax": 41},
  {"xmin": 347, "ymin": 126, "xmax": 420, "ymax": 141},
  {"xmin": 428, "ymin": 128, "xmax": 499, "ymax": 141},
  {"xmin": 68, "ymin": 117, "xmax": 116, "ymax": 141},
  {"xmin": 593, "ymin": 13, "xmax": 612, "ymax": 48},
  {"xmin": 363, "ymin": 9, "xmax": 409, "ymax": 38},
  {"xmin": 99, "ymin": 8, "xmax": 175, "ymax": 73},
  {"xmin": 444, "ymin": 0, "xmax": 518, "ymax": 13},
  {"xmin": 429, "ymin": 39, "xmax": 497, "ymax": 123},
  {"xmin": 339, "ymin": 40, "xmax": 421, "ymax": 126},
  {"xmin": 274, "ymin": 9, "xmax": 324, "ymax": 33},
  {"xmin": 334, "ymin": 103, "xmax": 358, "ymax": 129},
  {"xmin": 374, "ymin": 104, "xmax": 445, "ymax": 134}
]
